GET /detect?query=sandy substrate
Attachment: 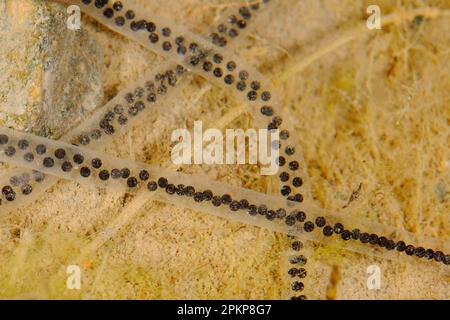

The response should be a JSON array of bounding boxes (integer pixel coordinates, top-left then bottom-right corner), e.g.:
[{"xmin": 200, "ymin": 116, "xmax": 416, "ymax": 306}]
[{"xmin": 0, "ymin": 0, "xmax": 449, "ymax": 299}]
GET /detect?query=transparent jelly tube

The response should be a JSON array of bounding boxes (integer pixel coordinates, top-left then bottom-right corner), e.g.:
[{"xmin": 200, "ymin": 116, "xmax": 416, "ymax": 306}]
[
  {"xmin": 59, "ymin": 0, "xmax": 310, "ymax": 206},
  {"xmin": 1, "ymin": 0, "xmax": 274, "ymax": 213},
  {"xmin": 0, "ymin": 126, "xmax": 448, "ymax": 272},
  {"xmin": 48, "ymin": 1, "xmax": 296, "ymax": 207}
]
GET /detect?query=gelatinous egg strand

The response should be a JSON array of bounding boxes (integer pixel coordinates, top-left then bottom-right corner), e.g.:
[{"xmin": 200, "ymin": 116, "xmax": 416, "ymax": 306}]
[
  {"xmin": 60, "ymin": 0, "xmax": 319, "ymax": 299},
  {"xmin": 1, "ymin": 126, "xmax": 448, "ymax": 270}
]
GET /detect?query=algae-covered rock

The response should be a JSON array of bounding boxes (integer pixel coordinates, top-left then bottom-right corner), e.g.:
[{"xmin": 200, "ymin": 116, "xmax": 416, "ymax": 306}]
[{"xmin": 0, "ymin": 0, "xmax": 103, "ymax": 138}]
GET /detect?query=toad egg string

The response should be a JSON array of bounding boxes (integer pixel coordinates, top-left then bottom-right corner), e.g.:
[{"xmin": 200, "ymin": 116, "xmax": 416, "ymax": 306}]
[{"xmin": 0, "ymin": 126, "xmax": 448, "ymax": 271}]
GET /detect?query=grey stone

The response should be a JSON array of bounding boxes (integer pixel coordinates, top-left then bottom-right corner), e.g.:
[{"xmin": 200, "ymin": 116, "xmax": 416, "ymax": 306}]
[{"xmin": 0, "ymin": 0, "xmax": 103, "ymax": 138}]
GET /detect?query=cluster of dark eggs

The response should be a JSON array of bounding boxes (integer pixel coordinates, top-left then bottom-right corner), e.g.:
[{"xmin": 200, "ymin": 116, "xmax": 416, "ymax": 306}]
[{"xmin": 75, "ymin": 65, "xmax": 186, "ymax": 147}]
